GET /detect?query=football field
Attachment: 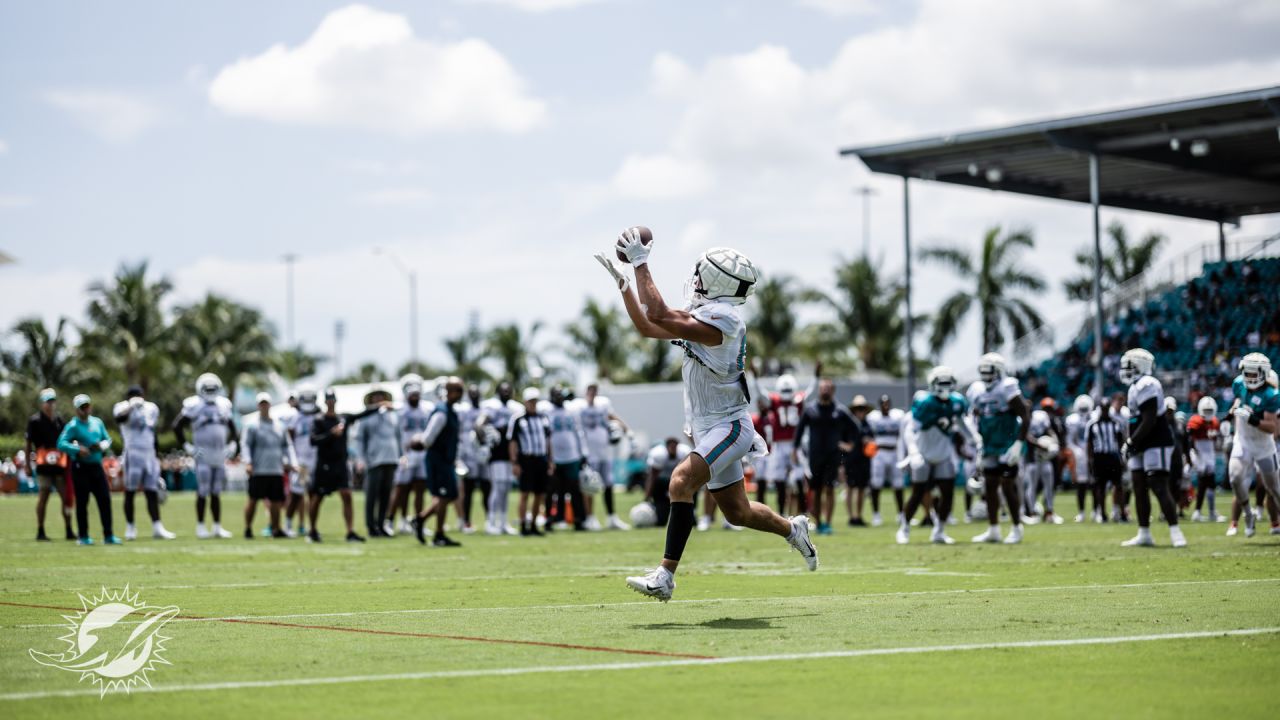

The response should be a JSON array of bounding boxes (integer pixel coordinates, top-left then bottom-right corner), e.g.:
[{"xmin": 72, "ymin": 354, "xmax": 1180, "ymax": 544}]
[{"xmin": 1, "ymin": 492, "xmax": 1278, "ymax": 719}]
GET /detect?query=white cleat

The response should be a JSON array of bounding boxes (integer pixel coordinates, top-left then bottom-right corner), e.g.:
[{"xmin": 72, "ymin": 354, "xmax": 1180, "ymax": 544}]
[
  {"xmin": 152, "ymin": 523, "xmax": 177, "ymax": 540},
  {"xmin": 1190, "ymin": 510, "xmax": 1203, "ymax": 522},
  {"xmin": 399, "ymin": 518, "xmax": 414, "ymax": 535},
  {"xmin": 787, "ymin": 515, "xmax": 819, "ymax": 570},
  {"xmin": 1021, "ymin": 513, "xmax": 1041, "ymax": 525},
  {"xmin": 124, "ymin": 523, "xmax": 137, "ymax": 541},
  {"xmin": 607, "ymin": 514, "xmax": 631, "ymax": 531},
  {"xmin": 895, "ymin": 525, "xmax": 909, "ymax": 545},
  {"xmin": 1245, "ymin": 511, "xmax": 1257, "ymax": 538},
  {"xmin": 502, "ymin": 524, "xmax": 519, "ymax": 536},
  {"xmin": 930, "ymin": 527, "xmax": 956, "ymax": 545},
  {"xmin": 1213, "ymin": 513, "xmax": 1226, "ymax": 523},
  {"xmin": 696, "ymin": 515, "xmax": 711, "ymax": 532},
  {"xmin": 195, "ymin": 524, "xmax": 211, "ymax": 539},
  {"xmin": 1169, "ymin": 525, "xmax": 1187, "ymax": 548},
  {"xmin": 382, "ymin": 520, "xmax": 395, "ymax": 537},
  {"xmin": 581, "ymin": 515, "xmax": 601, "ymax": 531},
  {"xmin": 1003, "ymin": 524, "xmax": 1024, "ymax": 544},
  {"xmin": 1226, "ymin": 523, "xmax": 1239, "ymax": 537},
  {"xmin": 1270, "ymin": 525, "xmax": 1280, "ymax": 536},
  {"xmin": 1045, "ymin": 513, "xmax": 1064, "ymax": 525},
  {"xmin": 213, "ymin": 525, "xmax": 233, "ymax": 539},
  {"xmin": 972, "ymin": 526, "xmax": 1002, "ymax": 544},
  {"xmin": 722, "ymin": 520, "xmax": 743, "ymax": 531},
  {"xmin": 1074, "ymin": 513, "xmax": 1085, "ymax": 523},
  {"xmin": 871, "ymin": 512, "xmax": 883, "ymax": 527},
  {"xmin": 626, "ymin": 567, "xmax": 675, "ymax": 602},
  {"xmin": 1093, "ymin": 511, "xmax": 1104, "ymax": 524},
  {"xmin": 1121, "ymin": 530, "xmax": 1155, "ymax": 547},
  {"xmin": 484, "ymin": 524, "xmax": 502, "ymax": 536},
  {"xmin": 461, "ymin": 524, "xmax": 477, "ymax": 535}
]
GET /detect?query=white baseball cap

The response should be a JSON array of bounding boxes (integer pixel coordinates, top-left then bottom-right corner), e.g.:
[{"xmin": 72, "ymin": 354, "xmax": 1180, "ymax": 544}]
[
  {"xmin": 73, "ymin": 393, "xmax": 91, "ymax": 408},
  {"xmin": 522, "ymin": 387, "xmax": 541, "ymax": 402},
  {"xmin": 256, "ymin": 392, "xmax": 273, "ymax": 405}
]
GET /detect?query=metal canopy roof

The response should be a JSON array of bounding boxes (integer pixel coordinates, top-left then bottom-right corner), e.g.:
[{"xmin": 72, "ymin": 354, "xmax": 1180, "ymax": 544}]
[{"xmin": 840, "ymin": 86, "xmax": 1280, "ymax": 223}]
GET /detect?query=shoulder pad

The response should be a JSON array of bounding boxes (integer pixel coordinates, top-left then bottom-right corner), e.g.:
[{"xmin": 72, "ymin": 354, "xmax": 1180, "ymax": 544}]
[
  {"xmin": 216, "ymin": 397, "xmax": 234, "ymax": 413},
  {"xmin": 182, "ymin": 396, "xmax": 201, "ymax": 413}
]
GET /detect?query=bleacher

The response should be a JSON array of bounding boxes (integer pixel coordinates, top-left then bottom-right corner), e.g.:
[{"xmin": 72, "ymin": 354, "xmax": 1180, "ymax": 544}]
[{"xmin": 1019, "ymin": 256, "xmax": 1280, "ymax": 407}]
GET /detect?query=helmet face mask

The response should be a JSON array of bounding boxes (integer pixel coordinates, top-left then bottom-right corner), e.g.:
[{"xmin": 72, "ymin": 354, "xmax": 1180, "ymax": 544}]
[
  {"xmin": 1119, "ymin": 349, "xmax": 1154, "ymax": 386},
  {"xmin": 1197, "ymin": 396, "xmax": 1217, "ymax": 416},
  {"xmin": 776, "ymin": 374, "xmax": 798, "ymax": 401},
  {"xmin": 1073, "ymin": 395, "xmax": 1093, "ymax": 415},
  {"xmin": 927, "ymin": 366, "xmax": 955, "ymax": 400},
  {"xmin": 196, "ymin": 372, "xmax": 223, "ymax": 401},
  {"xmin": 1240, "ymin": 353, "xmax": 1271, "ymax": 390},
  {"xmin": 977, "ymin": 353, "xmax": 1005, "ymax": 384}
]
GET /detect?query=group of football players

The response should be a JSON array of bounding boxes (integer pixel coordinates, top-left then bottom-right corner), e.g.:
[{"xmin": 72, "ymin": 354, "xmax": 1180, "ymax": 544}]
[{"xmin": 742, "ymin": 349, "xmax": 1279, "ymax": 548}]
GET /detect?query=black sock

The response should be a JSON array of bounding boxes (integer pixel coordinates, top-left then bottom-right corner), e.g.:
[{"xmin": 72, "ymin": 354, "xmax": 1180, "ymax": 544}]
[
  {"xmin": 663, "ymin": 501, "xmax": 696, "ymax": 564},
  {"xmin": 145, "ymin": 491, "xmax": 161, "ymax": 521}
]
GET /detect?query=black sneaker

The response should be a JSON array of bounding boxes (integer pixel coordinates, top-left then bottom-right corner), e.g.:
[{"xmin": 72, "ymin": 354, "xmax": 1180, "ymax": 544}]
[
  {"xmin": 345, "ymin": 531, "xmax": 366, "ymax": 543},
  {"xmin": 36, "ymin": 530, "xmax": 51, "ymax": 542},
  {"xmin": 272, "ymin": 529, "xmax": 289, "ymax": 539},
  {"xmin": 244, "ymin": 528, "xmax": 254, "ymax": 539},
  {"xmin": 65, "ymin": 528, "xmax": 77, "ymax": 541},
  {"xmin": 520, "ymin": 524, "xmax": 531, "ymax": 536},
  {"xmin": 308, "ymin": 530, "xmax": 322, "ymax": 543},
  {"xmin": 528, "ymin": 527, "xmax": 544, "ymax": 537},
  {"xmin": 412, "ymin": 516, "xmax": 426, "ymax": 545},
  {"xmin": 432, "ymin": 534, "xmax": 461, "ymax": 547}
]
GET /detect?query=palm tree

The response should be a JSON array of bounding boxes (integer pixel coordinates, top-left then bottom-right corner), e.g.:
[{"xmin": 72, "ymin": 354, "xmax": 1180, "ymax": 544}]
[
  {"xmin": 747, "ymin": 275, "xmax": 804, "ymax": 374},
  {"xmin": 564, "ymin": 298, "xmax": 632, "ymax": 382},
  {"xmin": 332, "ymin": 361, "xmax": 389, "ymax": 386},
  {"xmin": 485, "ymin": 322, "xmax": 545, "ymax": 388},
  {"xmin": 170, "ymin": 294, "xmax": 278, "ymax": 401},
  {"xmin": 274, "ymin": 346, "xmax": 325, "ymax": 382},
  {"xmin": 80, "ymin": 261, "xmax": 173, "ymax": 393},
  {"xmin": 443, "ymin": 317, "xmax": 491, "ymax": 383},
  {"xmin": 807, "ymin": 256, "xmax": 908, "ymax": 375},
  {"xmin": 627, "ymin": 335, "xmax": 682, "ymax": 383},
  {"xmin": 1, "ymin": 317, "xmax": 85, "ymax": 392},
  {"xmin": 921, "ymin": 226, "xmax": 1046, "ymax": 355},
  {"xmin": 1063, "ymin": 221, "xmax": 1167, "ymax": 301}
]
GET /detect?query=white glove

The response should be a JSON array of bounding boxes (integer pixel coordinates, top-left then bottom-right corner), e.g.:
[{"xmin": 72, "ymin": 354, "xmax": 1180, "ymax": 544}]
[
  {"xmin": 1121, "ymin": 439, "xmax": 1132, "ymax": 459},
  {"xmin": 183, "ymin": 442, "xmax": 196, "ymax": 457},
  {"xmin": 593, "ymin": 252, "xmax": 630, "ymax": 292},
  {"xmin": 1233, "ymin": 406, "xmax": 1252, "ymax": 421},
  {"xmin": 999, "ymin": 440, "xmax": 1023, "ymax": 466},
  {"xmin": 616, "ymin": 227, "xmax": 651, "ymax": 266},
  {"xmin": 98, "ymin": 439, "xmax": 111, "ymax": 452},
  {"xmin": 130, "ymin": 396, "xmax": 144, "ymax": 408},
  {"xmin": 908, "ymin": 452, "xmax": 927, "ymax": 472}
]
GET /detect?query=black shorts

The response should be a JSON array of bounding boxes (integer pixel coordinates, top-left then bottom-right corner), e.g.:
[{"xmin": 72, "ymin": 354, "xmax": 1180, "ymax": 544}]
[
  {"xmin": 809, "ymin": 456, "xmax": 841, "ymax": 488},
  {"xmin": 312, "ymin": 463, "xmax": 350, "ymax": 496},
  {"xmin": 427, "ymin": 461, "xmax": 459, "ymax": 500},
  {"xmin": 249, "ymin": 475, "xmax": 285, "ymax": 502},
  {"xmin": 1092, "ymin": 454, "xmax": 1123, "ymax": 485},
  {"xmin": 843, "ymin": 456, "xmax": 870, "ymax": 489},
  {"xmin": 518, "ymin": 456, "xmax": 549, "ymax": 494}
]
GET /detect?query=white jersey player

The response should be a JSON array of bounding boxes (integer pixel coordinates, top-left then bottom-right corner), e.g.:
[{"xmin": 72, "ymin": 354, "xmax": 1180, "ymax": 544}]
[
  {"xmin": 173, "ymin": 373, "xmax": 239, "ymax": 539},
  {"xmin": 597, "ymin": 230, "xmax": 816, "ymax": 602},
  {"xmin": 865, "ymin": 395, "xmax": 906, "ymax": 526},
  {"xmin": 1118, "ymin": 349, "xmax": 1186, "ymax": 548},
  {"xmin": 1225, "ymin": 354, "xmax": 1280, "ymax": 537},
  {"xmin": 284, "ymin": 385, "xmax": 321, "ymax": 537},
  {"xmin": 575, "ymin": 383, "xmax": 631, "ymax": 530},
  {"xmin": 112, "ymin": 386, "xmax": 175, "ymax": 540},
  {"xmin": 479, "ymin": 382, "xmax": 524, "ymax": 535},
  {"xmin": 1065, "ymin": 395, "xmax": 1092, "ymax": 522}
]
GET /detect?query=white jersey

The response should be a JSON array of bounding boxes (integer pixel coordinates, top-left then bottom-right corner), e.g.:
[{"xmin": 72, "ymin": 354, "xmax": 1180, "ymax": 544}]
[
  {"xmin": 181, "ymin": 396, "xmax": 234, "ymax": 463},
  {"xmin": 575, "ymin": 396, "xmax": 615, "ymax": 460},
  {"xmin": 647, "ymin": 443, "xmax": 691, "ymax": 478},
  {"xmin": 480, "ymin": 397, "xmax": 524, "ymax": 463},
  {"xmin": 455, "ymin": 401, "xmax": 484, "ymax": 462},
  {"xmin": 676, "ymin": 301, "xmax": 752, "ymax": 434},
  {"xmin": 114, "ymin": 400, "xmax": 160, "ymax": 457},
  {"xmin": 1028, "ymin": 409, "xmax": 1055, "ymax": 461},
  {"xmin": 1126, "ymin": 375, "xmax": 1174, "ymax": 450},
  {"xmin": 290, "ymin": 409, "xmax": 321, "ymax": 469},
  {"xmin": 1064, "ymin": 412, "xmax": 1088, "ymax": 450},
  {"xmin": 866, "ymin": 408, "xmax": 905, "ymax": 452},
  {"xmin": 547, "ymin": 404, "xmax": 588, "ymax": 464}
]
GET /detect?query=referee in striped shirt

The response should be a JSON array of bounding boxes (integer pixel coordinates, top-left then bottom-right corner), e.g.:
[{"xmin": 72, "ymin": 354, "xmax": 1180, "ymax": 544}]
[
  {"xmin": 1086, "ymin": 401, "xmax": 1125, "ymax": 523},
  {"xmin": 510, "ymin": 387, "xmax": 552, "ymax": 536}
]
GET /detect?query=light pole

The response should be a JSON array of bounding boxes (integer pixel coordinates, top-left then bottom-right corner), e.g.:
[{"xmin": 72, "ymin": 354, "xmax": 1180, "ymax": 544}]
[
  {"xmin": 854, "ymin": 185, "xmax": 876, "ymax": 258},
  {"xmin": 282, "ymin": 253, "xmax": 297, "ymax": 347},
  {"xmin": 334, "ymin": 319, "xmax": 345, "ymax": 378},
  {"xmin": 374, "ymin": 247, "xmax": 419, "ymax": 367}
]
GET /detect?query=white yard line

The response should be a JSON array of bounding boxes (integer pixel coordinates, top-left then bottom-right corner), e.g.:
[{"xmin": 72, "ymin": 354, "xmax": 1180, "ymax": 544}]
[
  {"xmin": 13, "ymin": 577, "xmax": 1280, "ymax": 628},
  {"xmin": 3, "ymin": 626, "xmax": 1277, "ymax": 701}
]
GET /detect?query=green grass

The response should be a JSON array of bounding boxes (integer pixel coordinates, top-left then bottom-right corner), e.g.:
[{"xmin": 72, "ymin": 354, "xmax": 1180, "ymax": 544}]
[{"xmin": 1, "ymin": 490, "xmax": 1278, "ymax": 719}]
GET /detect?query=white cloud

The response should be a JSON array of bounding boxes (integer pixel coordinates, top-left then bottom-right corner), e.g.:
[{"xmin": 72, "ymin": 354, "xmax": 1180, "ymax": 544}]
[
  {"xmin": 458, "ymin": 0, "xmax": 605, "ymax": 11},
  {"xmin": 676, "ymin": 220, "xmax": 717, "ymax": 254},
  {"xmin": 352, "ymin": 187, "xmax": 435, "ymax": 207},
  {"xmin": 45, "ymin": 90, "xmax": 164, "ymax": 143},
  {"xmin": 612, "ymin": 153, "xmax": 712, "ymax": 199},
  {"xmin": 208, "ymin": 4, "xmax": 547, "ymax": 135},
  {"xmin": 0, "ymin": 194, "xmax": 35, "ymax": 209}
]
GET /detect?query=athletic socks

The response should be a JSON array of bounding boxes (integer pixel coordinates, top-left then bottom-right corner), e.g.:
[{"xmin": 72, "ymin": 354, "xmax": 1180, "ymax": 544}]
[{"xmin": 663, "ymin": 501, "xmax": 696, "ymax": 563}]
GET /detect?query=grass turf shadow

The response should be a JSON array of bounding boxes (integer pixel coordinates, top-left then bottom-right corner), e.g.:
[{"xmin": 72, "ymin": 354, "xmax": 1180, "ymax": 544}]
[{"xmin": 631, "ymin": 613, "xmax": 819, "ymax": 631}]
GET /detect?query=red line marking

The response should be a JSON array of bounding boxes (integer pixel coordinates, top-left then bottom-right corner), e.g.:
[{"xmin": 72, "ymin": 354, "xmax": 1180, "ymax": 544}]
[{"xmin": 1, "ymin": 600, "xmax": 714, "ymax": 660}]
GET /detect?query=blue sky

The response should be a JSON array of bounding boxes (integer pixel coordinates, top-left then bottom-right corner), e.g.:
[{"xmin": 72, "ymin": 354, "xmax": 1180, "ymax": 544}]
[{"xmin": 2, "ymin": 0, "xmax": 1278, "ymax": 383}]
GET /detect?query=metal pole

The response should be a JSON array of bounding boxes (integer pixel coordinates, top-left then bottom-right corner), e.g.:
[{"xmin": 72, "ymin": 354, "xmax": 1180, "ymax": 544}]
[
  {"xmin": 1218, "ymin": 221, "xmax": 1226, "ymax": 262},
  {"xmin": 409, "ymin": 271, "xmax": 419, "ymax": 366},
  {"xmin": 334, "ymin": 320, "xmax": 345, "ymax": 379},
  {"xmin": 283, "ymin": 253, "xmax": 296, "ymax": 347},
  {"xmin": 903, "ymin": 176, "xmax": 915, "ymax": 397},
  {"xmin": 855, "ymin": 186, "xmax": 875, "ymax": 258},
  {"xmin": 1089, "ymin": 154, "xmax": 1104, "ymax": 400}
]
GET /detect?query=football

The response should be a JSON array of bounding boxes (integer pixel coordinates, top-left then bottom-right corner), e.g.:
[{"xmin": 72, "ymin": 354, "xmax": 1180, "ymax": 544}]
[{"xmin": 615, "ymin": 225, "xmax": 653, "ymax": 263}]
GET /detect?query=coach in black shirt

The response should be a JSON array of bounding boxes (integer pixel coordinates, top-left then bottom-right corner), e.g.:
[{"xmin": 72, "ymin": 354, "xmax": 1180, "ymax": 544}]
[
  {"xmin": 794, "ymin": 378, "xmax": 855, "ymax": 535},
  {"xmin": 308, "ymin": 389, "xmax": 381, "ymax": 543},
  {"xmin": 844, "ymin": 394, "xmax": 874, "ymax": 527},
  {"xmin": 26, "ymin": 388, "xmax": 73, "ymax": 541}
]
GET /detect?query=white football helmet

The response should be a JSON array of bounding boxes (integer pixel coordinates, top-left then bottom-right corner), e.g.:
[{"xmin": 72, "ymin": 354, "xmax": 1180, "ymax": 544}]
[
  {"xmin": 927, "ymin": 365, "xmax": 957, "ymax": 399},
  {"xmin": 297, "ymin": 384, "xmax": 318, "ymax": 412},
  {"xmin": 776, "ymin": 374, "xmax": 798, "ymax": 401},
  {"xmin": 686, "ymin": 247, "xmax": 758, "ymax": 307},
  {"xmin": 1240, "ymin": 353, "xmax": 1271, "ymax": 390},
  {"xmin": 1197, "ymin": 396, "xmax": 1217, "ymax": 417},
  {"xmin": 977, "ymin": 353, "xmax": 1006, "ymax": 384},
  {"xmin": 1073, "ymin": 395, "xmax": 1093, "ymax": 415},
  {"xmin": 401, "ymin": 373, "xmax": 424, "ymax": 397},
  {"xmin": 1118, "ymin": 348, "xmax": 1154, "ymax": 386},
  {"xmin": 196, "ymin": 373, "xmax": 223, "ymax": 401}
]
